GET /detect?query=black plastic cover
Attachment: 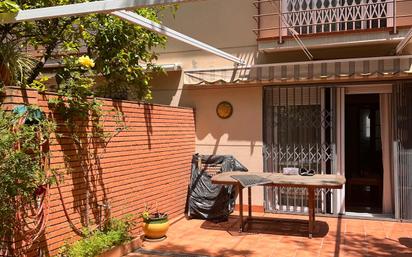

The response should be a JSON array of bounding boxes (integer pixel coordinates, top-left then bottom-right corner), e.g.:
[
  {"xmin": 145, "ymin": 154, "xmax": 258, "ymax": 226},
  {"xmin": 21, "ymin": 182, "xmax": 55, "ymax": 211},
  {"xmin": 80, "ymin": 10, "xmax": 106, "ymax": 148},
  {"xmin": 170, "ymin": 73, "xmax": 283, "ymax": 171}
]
[{"xmin": 187, "ymin": 154, "xmax": 248, "ymax": 220}]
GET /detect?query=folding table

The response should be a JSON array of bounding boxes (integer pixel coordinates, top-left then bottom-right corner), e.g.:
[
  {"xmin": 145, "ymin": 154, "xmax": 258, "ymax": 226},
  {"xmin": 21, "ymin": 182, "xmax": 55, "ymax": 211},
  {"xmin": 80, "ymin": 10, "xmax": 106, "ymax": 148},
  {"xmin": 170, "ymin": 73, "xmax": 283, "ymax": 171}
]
[{"xmin": 211, "ymin": 171, "xmax": 345, "ymax": 238}]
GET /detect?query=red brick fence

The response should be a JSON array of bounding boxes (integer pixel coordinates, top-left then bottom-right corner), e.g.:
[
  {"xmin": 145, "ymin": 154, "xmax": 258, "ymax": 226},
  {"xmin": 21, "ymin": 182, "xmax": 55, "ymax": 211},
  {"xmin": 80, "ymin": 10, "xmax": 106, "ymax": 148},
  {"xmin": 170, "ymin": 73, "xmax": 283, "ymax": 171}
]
[{"xmin": 1, "ymin": 87, "xmax": 195, "ymax": 256}]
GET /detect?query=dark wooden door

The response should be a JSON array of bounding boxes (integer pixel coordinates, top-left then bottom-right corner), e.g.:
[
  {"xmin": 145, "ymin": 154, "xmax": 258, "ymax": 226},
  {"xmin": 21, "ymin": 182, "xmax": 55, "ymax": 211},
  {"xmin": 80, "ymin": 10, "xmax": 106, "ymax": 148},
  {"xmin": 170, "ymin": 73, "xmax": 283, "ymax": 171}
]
[{"xmin": 345, "ymin": 94, "xmax": 383, "ymax": 213}]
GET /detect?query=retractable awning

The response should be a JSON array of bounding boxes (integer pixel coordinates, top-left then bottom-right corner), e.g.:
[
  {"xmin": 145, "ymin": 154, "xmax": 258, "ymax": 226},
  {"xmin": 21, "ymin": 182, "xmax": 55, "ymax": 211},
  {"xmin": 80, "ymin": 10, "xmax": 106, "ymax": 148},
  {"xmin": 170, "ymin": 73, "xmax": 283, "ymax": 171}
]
[
  {"xmin": 0, "ymin": 0, "xmax": 199, "ymax": 23},
  {"xmin": 0, "ymin": 0, "xmax": 245, "ymax": 65},
  {"xmin": 184, "ymin": 55, "xmax": 412, "ymax": 85}
]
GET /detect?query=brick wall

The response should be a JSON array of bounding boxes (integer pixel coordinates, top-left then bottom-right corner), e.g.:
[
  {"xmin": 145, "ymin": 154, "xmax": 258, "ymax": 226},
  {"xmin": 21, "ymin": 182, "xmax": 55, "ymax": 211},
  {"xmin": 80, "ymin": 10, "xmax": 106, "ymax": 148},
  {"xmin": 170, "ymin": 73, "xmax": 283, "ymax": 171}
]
[{"xmin": 1, "ymin": 87, "xmax": 195, "ymax": 256}]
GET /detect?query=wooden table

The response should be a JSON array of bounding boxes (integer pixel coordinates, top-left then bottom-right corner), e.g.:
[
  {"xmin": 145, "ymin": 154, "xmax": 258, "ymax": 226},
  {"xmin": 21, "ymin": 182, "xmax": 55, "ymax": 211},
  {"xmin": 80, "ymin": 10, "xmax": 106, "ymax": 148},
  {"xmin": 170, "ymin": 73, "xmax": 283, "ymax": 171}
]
[{"xmin": 211, "ymin": 172, "xmax": 345, "ymax": 238}]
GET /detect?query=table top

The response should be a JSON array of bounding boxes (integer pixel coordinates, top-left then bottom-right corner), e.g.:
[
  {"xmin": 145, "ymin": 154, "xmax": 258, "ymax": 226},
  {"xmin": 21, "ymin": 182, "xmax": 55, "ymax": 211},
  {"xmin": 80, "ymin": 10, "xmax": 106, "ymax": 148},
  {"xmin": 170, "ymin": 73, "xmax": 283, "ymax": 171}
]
[{"xmin": 211, "ymin": 171, "xmax": 346, "ymax": 189}]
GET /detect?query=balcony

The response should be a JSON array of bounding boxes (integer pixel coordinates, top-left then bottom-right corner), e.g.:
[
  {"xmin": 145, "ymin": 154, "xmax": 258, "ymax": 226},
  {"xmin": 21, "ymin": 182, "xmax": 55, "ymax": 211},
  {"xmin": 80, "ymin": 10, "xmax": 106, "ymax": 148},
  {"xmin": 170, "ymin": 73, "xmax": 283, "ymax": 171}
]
[{"xmin": 254, "ymin": 0, "xmax": 412, "ymax": 51}]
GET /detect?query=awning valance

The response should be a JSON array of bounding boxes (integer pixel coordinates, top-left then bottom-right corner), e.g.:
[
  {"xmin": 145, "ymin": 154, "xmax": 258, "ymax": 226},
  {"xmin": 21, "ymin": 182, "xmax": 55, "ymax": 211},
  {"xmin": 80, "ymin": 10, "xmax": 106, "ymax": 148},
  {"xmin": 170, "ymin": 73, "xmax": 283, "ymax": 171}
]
[{"xmin": 184, "ymin": 55, "xmax": 412, "ymax": 85}]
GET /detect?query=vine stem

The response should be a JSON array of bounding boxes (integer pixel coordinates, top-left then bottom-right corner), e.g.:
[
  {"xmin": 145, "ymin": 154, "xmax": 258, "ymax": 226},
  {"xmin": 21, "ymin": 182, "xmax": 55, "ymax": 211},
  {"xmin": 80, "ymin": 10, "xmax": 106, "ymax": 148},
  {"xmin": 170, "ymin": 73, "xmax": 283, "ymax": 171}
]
[{"xmin": 55, "ymin": 175, "xmax": 85, "ymax": 237}]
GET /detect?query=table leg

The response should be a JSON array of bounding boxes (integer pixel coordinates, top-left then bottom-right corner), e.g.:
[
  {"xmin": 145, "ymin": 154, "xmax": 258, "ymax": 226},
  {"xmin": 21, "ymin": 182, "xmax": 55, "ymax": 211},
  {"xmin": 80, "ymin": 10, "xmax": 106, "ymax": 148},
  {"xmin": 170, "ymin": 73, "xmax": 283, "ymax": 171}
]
[
  {"xmin": 308, "ymin": 188, "xmax": 316, "ymax": 238},
  {"xmin": 248, "ymin": 187, "xmax": 252, "ymax": 218},
  {"xmin": 238, "ymin": 184, "xmax": 244, "ymax": 232}
]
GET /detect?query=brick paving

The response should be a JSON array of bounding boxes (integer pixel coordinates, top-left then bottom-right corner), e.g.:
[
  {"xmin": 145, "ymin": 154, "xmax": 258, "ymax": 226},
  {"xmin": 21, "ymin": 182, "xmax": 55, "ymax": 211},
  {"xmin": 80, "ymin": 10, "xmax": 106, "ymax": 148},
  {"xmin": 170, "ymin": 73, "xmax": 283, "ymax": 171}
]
[{"xmin": 127, "ymin": 213, "xmax": 412, "ymax": 257}]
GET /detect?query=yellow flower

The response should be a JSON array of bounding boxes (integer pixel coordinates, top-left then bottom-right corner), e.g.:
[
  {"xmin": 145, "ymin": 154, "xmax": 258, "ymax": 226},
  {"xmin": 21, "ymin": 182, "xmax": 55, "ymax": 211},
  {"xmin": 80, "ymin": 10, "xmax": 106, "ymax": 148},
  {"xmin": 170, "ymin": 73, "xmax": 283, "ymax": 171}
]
[
  {"xmin": 78, "ymin": 55, "xmax": 95, "ymax": 69},
  {"xmin": 141, "ymin": 210, "xmax": 150, "ymax": 220}
]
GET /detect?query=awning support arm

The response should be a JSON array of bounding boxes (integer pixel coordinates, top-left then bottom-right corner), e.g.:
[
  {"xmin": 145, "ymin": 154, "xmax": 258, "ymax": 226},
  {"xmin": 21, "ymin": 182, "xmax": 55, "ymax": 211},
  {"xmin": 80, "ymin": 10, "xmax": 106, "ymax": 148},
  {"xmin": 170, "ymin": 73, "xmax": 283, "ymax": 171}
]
[
  {"xmin": 396, "ymin": 27, "xmax": 412, "ymax": 55},
  {"xmin": 269, "ymin": 0, "xmax": 314, "ymax": 61},
  {"xmin": 0, "ymin": 0, "xmax": 201, "ymax": 24},
  {"xmin": 112, "ymin": 11, "xmax": 245, "ymax": 65},
  {"xmin": 0, "ymin": 0, "xmax": 245, "ymax": 65}
]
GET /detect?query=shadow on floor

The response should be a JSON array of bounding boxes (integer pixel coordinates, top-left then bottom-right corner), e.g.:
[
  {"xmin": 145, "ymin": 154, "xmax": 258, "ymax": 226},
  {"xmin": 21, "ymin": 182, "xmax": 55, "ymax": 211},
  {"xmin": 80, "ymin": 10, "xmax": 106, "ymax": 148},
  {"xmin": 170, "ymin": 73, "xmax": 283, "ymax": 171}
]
[
  {"xmin": 134, "ymin": 243, "xmax": 254, "ymax": 257},
  {"xmin": 130, "ymin": 216, "xmax": 412, "ymax": 257},
  {"xmin": 200, "ymin": 215, "xmax": 329, "ymax": 238},
  {"xmin": 399, "ymin": 237, "xmax": 412, "ymax": 249}
]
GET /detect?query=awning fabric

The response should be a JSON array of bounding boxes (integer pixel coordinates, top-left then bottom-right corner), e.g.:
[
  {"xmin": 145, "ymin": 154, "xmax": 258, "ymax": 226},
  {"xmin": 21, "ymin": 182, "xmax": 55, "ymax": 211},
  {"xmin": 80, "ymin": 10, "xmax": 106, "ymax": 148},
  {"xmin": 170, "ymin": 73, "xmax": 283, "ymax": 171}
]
[{"xmin": 184, "ymin": 55, "xmax": 412, "ymax": 85}]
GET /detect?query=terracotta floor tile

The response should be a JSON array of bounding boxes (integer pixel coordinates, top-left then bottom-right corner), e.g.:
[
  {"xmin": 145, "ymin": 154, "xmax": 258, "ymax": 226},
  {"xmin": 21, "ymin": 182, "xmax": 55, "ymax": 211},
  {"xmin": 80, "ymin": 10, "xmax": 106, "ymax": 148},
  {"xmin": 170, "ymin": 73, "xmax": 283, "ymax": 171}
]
[
  {"xmin": 319, "ymin": 245, "xmax": 339, "ymax": 257},
  {"xmin": 126, "ymin": 214, "xmax": 412, "ymax": 257},
  {"xmin": 270, "ymin": 248, "xmax": 296, "ymax": 257},
  {"xmin": 294, "ymin": 251, "xmax": 320, "ymax": 257},
  {"xmin": 131, "ymin": 253, "xmax": 164, "ymax": 257}
]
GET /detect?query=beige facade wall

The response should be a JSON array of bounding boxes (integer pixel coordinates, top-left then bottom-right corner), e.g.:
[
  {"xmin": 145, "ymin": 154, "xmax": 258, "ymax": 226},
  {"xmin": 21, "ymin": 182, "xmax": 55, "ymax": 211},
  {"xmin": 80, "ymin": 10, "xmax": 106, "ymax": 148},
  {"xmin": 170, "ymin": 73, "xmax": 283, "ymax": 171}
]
[
  {"xmin": 395, "ymin": 0, "xmax": 412, "ymax": 27},
  {"xmin": 152, "ymin": 0, "xmax": 264, "ymax": 206},
  {"xmin": 151, "ymin": 71, "xmax": 265, "ymax": 205},
  {"xmin": 180, "ymin": 85, "xmax": 263, "ymax": 169},
  {"xmin": 150, "ymin": 0, "xmax": 412, "ymax": 210},
  {"xmin": 258, "ymin": 1, "xmax": 281, "ymax": 39},
  {"xmin": 157, "ymin": 0, "xmax": 258, "ymax": 68}
]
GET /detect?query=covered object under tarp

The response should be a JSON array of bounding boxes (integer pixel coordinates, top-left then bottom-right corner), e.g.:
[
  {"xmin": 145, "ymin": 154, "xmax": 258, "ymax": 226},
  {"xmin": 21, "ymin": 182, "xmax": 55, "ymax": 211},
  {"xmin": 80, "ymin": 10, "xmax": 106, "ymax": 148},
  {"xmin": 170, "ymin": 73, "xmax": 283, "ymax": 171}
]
[{"xmin": 187, "ymin": 154, "xmax": 248, "ymax": 220}]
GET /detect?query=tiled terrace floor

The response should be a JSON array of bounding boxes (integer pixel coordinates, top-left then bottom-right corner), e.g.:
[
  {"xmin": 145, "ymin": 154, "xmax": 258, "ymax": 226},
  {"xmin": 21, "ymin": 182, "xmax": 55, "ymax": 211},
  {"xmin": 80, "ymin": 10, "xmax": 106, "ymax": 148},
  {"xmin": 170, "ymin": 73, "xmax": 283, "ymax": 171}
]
[{"xmin": 127, "ymin": 212, "xmax": 412, "ymax": 257}]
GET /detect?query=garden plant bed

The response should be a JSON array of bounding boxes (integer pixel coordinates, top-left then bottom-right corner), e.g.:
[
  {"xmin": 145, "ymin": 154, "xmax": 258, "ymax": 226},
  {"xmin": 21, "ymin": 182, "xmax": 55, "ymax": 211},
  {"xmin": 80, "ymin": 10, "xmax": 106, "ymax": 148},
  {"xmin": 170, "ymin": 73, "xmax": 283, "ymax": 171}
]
[{"xmin": 98, "ymin": 237, "xmax": 142, "ymax": 257}]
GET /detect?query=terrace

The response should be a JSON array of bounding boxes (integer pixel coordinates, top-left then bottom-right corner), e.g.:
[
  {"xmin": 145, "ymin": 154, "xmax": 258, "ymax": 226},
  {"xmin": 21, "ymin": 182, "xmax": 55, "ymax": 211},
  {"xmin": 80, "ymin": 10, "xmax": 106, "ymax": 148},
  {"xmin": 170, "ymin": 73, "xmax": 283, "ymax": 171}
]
[
  {"xmin": 0, "ymin": 1, "xmax": 412, "ymax": 257},
  {"xmin": 127, "ymin": 212, "xmax": 412, "ymax": 257}
]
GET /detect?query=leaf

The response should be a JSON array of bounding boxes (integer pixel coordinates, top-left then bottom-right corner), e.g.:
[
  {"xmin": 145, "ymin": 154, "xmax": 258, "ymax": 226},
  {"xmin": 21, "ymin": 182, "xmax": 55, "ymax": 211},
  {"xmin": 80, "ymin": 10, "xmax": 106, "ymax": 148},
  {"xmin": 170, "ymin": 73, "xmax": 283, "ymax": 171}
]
[{"xmin": 0, "ymin": 0, "xmax": 20, "ymax": 13}]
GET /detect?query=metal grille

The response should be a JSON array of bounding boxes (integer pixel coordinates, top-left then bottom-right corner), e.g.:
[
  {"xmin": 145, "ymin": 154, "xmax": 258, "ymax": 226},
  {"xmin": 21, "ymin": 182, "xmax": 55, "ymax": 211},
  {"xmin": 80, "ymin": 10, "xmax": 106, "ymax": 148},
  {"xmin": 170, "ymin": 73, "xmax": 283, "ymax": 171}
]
[
  {"xmin": 263, "ymin": 86, "xmax": 337, "ymax": 214},
  {"xmin": 393, "ymin": 81, "xmax": 412, "ymax": 220},
  {"xmin": 282, "ymin": 0, "xmax": 393, "ymax": 35}
]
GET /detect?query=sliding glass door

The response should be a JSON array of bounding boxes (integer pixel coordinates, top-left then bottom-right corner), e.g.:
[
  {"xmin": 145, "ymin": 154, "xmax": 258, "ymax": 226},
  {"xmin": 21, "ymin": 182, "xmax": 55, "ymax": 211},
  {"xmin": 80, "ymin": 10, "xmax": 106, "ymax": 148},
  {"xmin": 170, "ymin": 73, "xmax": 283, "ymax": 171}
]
[{"xmin": 263, "ymin": 86, "xmax": 338, "ymax": 214}]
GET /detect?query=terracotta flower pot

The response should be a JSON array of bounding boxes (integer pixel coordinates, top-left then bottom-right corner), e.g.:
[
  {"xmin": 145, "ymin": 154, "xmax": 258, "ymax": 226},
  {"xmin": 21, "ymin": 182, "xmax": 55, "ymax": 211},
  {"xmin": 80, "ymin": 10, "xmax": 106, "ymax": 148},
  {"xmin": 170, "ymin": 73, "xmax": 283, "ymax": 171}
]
[
  {"xmin": 142, "ymin": 213, "xmax": 169, "ymax": 240},
  {"xmin": 0, "ymin": 64, "xmax": 11, "ymax": 87}
]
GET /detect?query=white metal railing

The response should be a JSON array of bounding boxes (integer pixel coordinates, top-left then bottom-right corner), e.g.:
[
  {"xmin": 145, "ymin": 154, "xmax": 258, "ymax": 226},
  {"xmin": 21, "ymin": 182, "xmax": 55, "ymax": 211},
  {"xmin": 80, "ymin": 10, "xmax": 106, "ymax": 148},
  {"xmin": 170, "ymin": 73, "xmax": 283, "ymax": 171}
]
[
  {"xmin": 283, "ymin": 0, "xmax": 393, "ymax": 35},
  {"xmin": 253, "ymin": 0, "xmax": 400, "ymax": 39}
]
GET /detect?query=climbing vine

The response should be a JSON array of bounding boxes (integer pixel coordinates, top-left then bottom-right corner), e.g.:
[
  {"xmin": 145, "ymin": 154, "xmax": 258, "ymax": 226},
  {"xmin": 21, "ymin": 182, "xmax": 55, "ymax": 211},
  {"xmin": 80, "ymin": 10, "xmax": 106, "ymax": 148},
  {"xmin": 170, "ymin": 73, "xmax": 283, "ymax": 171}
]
[
  {"xmin": 82, "ymin": 8, "xmax": 167, "ymax": 100},
  {"xmin": 0, "ymin": 0, "xmax": 176, "ymax": 254},
  {"xmin": 46, "ymin": 54, "xmax": 128, "ymax": 237},
  {"xmin": 0, "ymin": 55, "xmax": 127, "ymax": 253},
  {"xmin": 0, "ymin": 50, "xmax": 128, "ymax": 255},
  {"xmin": 0, "ymin": 105, "xmax": 55, "ymax": 255},
  {"xmin": 0, "ymin": 0, "xmax": 174, "ymax": 101}
]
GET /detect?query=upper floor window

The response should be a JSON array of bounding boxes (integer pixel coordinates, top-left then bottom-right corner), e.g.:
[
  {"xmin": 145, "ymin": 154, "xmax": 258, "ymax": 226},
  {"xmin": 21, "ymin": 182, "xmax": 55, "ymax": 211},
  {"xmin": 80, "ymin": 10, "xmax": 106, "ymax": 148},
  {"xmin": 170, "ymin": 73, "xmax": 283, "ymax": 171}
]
[{"xmin": 282, "ymin": 0, "xmax": 394, "ymax": 35}]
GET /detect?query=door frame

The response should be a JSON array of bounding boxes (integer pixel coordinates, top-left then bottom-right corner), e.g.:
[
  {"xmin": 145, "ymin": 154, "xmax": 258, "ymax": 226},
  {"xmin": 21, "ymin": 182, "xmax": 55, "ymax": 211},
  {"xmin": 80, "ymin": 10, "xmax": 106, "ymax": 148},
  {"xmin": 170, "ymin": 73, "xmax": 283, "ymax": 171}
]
[{"xmin": 335, "ymin": 84, "xmax": 393, "ymax": 215}]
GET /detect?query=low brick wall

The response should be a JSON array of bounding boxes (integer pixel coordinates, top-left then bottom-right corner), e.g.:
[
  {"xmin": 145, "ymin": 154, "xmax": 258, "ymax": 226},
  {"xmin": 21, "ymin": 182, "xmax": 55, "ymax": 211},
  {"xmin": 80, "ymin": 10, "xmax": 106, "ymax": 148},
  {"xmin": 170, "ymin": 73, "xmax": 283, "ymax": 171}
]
[{"xmin": 1, "ymin": 87, "xmax": 195, "ymax": 256}]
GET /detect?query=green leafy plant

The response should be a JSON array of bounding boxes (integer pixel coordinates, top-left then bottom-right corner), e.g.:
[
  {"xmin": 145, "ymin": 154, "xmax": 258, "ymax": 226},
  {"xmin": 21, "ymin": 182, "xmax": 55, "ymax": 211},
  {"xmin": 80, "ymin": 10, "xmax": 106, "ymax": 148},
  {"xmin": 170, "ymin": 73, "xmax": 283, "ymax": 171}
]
[
  {"xmin": 141, "ymin": 203, "xmax": 168, "ymax": 223},
  {"xmin": 0, "ymin": 1, "xmax": 173, "ymax": 101},
  {"xmin": 81, "ymin": 8, "xmax": 167, "ymax": 100},
  {"xmin": 47, "ymin": 53, "xmax": 129, "ymax": 235},
  {"xmin": 0, "ymin": 1, "xmax": 173, "ymax": 253},
  {"xmin": 60, "ymin": 216, "xmax": 136, "ymax": 257},
  {"xmin": 0, "ymin": 42, "xmax": 35, "ymax": 87},
  {"xmin": 48, "ymin": 54, "xmax": 104, "ymax": 232},
  {"xmin": 0, "ymin": 0, "xmax": 20, "ymax": 14},
  {"xmin": 27, "ymin": 74, "xmax": 49, "ymax": 92},
  {"xmin": 51, "ymin": 55, "xmax": 98, "ymax": 118},
  {"xmin": 0, "ymin": 105, "xmax": 55, "ymax": 252}
]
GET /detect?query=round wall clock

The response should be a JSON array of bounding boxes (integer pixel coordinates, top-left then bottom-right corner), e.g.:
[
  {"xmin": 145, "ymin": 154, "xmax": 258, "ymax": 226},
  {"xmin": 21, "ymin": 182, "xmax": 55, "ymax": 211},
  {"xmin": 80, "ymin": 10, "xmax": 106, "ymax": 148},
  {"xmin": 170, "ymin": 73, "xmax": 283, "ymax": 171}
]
[{"xmin": 216, "ymin": 101, "xmax": 233, "ymax": 119}]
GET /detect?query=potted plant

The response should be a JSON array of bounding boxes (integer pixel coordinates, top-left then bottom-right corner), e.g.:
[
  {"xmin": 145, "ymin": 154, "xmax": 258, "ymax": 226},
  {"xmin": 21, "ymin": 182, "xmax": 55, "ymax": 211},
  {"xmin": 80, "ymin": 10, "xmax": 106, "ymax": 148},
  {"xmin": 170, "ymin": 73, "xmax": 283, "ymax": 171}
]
[
  {"xmin": 0, "ymin": 0, "xmax": 20, "ymax": 22},
  {"xmin": 141, "ymin": 204, "xmax": 169, "ymax": 241},
  {"xmin": 0, "ymin": 42, "xmax": 35, "ymax": 87},
  {"xmin": 60, "ymin": 216, "xmax": 139, "ymax": 257}
]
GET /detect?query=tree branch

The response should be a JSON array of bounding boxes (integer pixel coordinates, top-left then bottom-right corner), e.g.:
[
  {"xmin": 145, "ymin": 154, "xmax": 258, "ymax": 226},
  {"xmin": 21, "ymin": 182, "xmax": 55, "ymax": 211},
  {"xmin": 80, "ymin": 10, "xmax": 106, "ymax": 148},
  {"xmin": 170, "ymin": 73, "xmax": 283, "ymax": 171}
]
[
  {"xmin": 27, "ymin": 17, "xmax": 79, "ymax": 84},
  {"xmin": 0, "ymin": 24, "xmax": 17, "ymax": 42}
]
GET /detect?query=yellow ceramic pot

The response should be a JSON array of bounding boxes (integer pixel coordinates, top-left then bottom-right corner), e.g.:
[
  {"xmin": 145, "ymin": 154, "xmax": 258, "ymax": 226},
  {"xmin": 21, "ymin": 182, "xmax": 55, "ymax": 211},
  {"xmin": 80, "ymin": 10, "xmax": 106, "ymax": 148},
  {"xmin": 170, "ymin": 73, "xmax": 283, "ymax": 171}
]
[{"xmin": 142, "ymin": 214, "xmax": 169, "ymax": 239}]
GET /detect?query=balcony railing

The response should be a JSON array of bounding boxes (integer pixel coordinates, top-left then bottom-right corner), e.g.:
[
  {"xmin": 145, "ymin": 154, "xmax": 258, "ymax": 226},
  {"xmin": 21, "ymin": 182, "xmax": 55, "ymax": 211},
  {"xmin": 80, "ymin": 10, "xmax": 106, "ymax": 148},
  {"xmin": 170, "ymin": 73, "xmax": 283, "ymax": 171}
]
[{"xmin": 253, "ymin": 0, "xmax": 412, "ymax": 41}]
